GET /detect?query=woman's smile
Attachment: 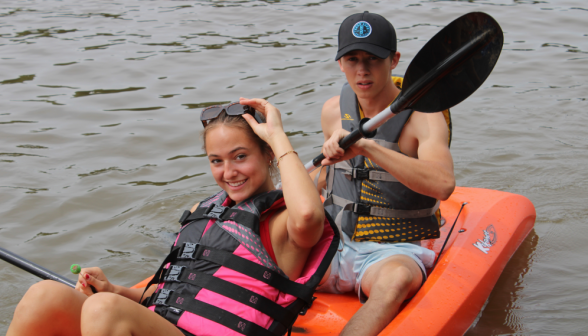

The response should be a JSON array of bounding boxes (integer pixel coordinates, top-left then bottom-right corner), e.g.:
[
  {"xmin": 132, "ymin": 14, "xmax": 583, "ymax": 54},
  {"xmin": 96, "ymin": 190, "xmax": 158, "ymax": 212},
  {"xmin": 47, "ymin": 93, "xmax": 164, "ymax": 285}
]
[
  {"xmin": 226, "ymin": 179, "xmax": 247, "ymax": 189},
  {"xmin": 206, "ymin": 124, "xmax": 274, "ymax": 203}
]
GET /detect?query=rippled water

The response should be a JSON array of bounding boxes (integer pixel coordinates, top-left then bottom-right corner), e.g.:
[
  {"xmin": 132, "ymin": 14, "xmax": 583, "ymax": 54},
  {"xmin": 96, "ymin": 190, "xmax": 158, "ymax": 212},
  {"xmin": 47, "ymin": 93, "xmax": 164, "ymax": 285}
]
[{"xmin": 1, "ymin": 0, "xmax": 586, "ymax": 334}]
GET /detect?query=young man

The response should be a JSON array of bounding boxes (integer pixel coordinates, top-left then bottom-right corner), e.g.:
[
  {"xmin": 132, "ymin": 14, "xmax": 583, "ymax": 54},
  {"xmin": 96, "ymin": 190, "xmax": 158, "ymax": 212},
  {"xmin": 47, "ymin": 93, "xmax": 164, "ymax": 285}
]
[{"xmin": 315, "ymin": 12, "xmax": 455, "ymax": 336}]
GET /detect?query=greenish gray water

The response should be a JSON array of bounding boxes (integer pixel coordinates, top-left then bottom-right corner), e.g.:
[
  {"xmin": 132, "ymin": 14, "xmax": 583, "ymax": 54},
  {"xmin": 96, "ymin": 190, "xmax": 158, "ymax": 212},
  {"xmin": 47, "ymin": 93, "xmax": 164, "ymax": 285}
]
[{"xmin": 1, "ymin": 0, "xmax": 587, "ymax": 334}]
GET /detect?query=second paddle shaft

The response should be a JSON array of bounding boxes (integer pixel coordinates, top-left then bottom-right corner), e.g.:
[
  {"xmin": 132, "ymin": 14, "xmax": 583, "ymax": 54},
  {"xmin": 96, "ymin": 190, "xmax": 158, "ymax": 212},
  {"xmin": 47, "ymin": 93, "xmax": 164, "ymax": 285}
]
[{"xmin": 0, "ymin": 246, "xmax": 76, "ymax": 288}]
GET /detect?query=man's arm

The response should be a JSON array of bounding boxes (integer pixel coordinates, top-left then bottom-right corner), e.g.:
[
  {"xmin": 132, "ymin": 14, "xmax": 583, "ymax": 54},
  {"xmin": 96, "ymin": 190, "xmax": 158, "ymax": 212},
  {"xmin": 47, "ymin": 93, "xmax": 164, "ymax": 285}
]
[
  {"xmin": 320, "ymin": 108, "xmax": 455, "ymax": 201},
  {"xmin": 359, "ymin": 111, "xmax": 454, "ymax": 200}
]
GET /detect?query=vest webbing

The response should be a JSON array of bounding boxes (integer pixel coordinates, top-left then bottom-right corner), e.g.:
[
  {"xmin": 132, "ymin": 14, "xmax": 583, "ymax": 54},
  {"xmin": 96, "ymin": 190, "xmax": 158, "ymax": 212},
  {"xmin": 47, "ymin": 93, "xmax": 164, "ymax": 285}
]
[
  {"xmin": 143, "ymin": 246, "xmax": 300, "ymax": 336},
  {"xmin": 142, "ymin": 190, "xmax": 339, "ymax": 336}
]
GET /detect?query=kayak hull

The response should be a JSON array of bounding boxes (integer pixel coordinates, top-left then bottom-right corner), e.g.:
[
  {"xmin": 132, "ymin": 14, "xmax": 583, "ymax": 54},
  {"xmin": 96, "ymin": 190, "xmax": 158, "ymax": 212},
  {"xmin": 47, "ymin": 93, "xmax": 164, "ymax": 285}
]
[
  {"xmin": 132, "ymin": 187, "xmax": 536, "ymax": 336},
  {"xmin": 291, "ymin": 187, "xmax": 535, "ymax": 335}
]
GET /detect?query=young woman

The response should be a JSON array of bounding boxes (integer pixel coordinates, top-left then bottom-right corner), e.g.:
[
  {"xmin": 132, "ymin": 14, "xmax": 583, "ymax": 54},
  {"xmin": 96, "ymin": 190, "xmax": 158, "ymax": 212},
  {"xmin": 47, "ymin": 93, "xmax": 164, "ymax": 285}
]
[{"xmin": 7, "ymin": 97, "xmax": 337, "ymax": 336}]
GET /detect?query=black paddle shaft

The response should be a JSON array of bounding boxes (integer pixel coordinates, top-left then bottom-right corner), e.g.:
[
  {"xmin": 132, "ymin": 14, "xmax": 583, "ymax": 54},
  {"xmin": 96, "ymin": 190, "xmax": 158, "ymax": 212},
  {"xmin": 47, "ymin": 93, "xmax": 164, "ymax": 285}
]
[
  {"xmin": 0, "ymin": 246, "xmax": 76, "ymax": 288},
  {"xmin": 307, "ymin": 12, "xmax": 503, "ymax": 170}
]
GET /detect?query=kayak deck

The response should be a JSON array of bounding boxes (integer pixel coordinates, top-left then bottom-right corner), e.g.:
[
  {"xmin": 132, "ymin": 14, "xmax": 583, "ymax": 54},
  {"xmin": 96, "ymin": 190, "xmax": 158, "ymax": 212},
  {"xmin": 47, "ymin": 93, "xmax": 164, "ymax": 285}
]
[
  {"xmin": 131, "ymin": 187, "xmax": 535, "ymax": 336},
  {"xmin": 291, "ymin": 186, "xmax": 535, "ymax": 335}
]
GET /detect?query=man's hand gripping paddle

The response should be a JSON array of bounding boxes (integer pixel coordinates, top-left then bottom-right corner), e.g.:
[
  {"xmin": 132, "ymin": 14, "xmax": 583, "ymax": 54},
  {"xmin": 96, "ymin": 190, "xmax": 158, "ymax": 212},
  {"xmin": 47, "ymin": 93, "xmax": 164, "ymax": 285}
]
[{"xmin": 305, "ymin": 12, "xmax": 504, "ymax": 172}]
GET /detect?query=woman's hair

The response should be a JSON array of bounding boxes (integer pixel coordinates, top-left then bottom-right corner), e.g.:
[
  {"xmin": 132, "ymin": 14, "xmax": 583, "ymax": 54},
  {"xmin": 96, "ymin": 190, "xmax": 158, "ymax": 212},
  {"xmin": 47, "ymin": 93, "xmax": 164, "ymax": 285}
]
[{"xmin": 201, "ymin": 111, "xmax": 279, "ymax": 180}]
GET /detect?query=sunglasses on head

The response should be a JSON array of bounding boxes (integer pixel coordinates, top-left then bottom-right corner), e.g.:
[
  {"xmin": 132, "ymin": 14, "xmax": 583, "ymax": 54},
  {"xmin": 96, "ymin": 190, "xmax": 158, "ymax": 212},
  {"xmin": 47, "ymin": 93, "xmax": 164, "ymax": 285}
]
[{"xmin": 200, "ymin": 102, "xmax": 264, "ymax": 127}]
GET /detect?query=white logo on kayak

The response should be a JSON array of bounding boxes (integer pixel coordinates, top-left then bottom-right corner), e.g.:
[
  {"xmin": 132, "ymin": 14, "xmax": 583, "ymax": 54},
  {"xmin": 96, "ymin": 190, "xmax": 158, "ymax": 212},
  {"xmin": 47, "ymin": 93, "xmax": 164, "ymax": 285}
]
[{"xmin": 473, "ymin": 224, "xmax": 497, "ymax": 254}]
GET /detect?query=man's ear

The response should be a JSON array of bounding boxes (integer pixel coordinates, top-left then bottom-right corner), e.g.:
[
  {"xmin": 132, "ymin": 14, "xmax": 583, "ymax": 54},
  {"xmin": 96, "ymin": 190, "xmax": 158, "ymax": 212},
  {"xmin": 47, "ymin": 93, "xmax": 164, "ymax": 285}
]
[
  {"xmin": 338, "ymin": 59, "xmax": 344, "ymax": 72},
  {"xmin": 390, "ymin": 51, "xmax": 401, "ymax": 70}
]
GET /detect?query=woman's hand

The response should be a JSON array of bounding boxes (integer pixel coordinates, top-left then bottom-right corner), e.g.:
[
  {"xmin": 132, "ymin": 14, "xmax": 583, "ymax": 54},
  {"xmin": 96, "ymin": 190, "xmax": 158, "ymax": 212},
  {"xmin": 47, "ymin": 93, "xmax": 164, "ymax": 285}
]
[
  {"xmin": 321, "ymin": 128, "xmax": 370, "ymax": 166},
  {"xmin": 75, "ymin": 267, "xmax": 115, "ymax": 297},
  {"xmin": 239, "ymin": 97, "xmax": 285, "ymax": 147}
]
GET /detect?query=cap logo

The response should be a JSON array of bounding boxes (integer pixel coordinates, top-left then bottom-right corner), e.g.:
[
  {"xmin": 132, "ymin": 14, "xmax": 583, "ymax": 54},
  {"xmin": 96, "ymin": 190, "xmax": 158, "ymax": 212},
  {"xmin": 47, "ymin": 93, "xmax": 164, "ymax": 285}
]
[{"xmin": 352, "ymin": 21, "xmax": 371, "ymax": 38}]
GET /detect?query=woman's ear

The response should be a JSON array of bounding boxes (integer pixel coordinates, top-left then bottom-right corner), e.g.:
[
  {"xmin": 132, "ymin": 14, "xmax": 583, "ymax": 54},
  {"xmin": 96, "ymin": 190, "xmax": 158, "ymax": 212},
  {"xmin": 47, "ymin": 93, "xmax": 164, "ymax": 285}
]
[{"xmin": 267, "ymin": 151, "xmax": 275, "ymax": 163}]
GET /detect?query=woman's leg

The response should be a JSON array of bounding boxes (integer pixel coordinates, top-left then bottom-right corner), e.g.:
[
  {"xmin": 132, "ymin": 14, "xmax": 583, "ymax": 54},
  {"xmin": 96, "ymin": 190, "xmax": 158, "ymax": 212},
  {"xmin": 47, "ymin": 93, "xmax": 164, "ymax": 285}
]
[
  {"xmin": 80, "ymin": 292, "xmax": 185, "ymax": 336},
  {"xmin": 7, "ymin": 280, "xmax": 88, "ymax": 336}
]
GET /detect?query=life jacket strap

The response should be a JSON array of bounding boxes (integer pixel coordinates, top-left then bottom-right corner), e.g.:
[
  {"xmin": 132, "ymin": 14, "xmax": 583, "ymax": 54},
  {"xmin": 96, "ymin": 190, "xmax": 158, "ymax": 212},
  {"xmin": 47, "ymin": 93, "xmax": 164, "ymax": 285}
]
[
  {"xmin": 179, "ymin": 203, "xmax": 260, "ymax": 232},
  {"xmin": 160, "ymin": 265, "xmax": 298, "ymax": 326},
  {"xmin": 333, "ymin": 161, "xmax": 399, "ymax": 182},
  {"xmin": 372, "ymin": 138, "xmax": 400, "ymax": 151},
  {"xmin": 179, "ymin": 243, "xmax": 315, "ymax": 306},
  {"xmin": 142, "ymin": 245, "xmax": 307, "ymax": 335},
  {"xmin": 140, "ymin": 246, "xmax": 182, "ymax": 306},
  {"xmin": 313, "ymin": 165, "xmax": 326, "ymax": 188},
  {"xmin": 146, "ymin": 242, "xmax": 315, "ymax": 307},
  {"xmin": 325, "ymin": 194, "xmax": 440, "ymax": 219},
  {"xmin": 345, "ymin": 168, "xmax": 398, "ymax": 182},
  {"xmin": 155, "ymin": 292, "xmax": 282, "ymax": 336}
]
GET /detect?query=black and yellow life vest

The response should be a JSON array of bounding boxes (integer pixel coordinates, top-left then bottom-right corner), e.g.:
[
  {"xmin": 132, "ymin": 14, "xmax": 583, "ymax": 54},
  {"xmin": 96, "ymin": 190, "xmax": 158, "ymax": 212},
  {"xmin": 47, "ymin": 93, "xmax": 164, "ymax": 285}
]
[{"xmin": 322, "ymin": 76, "xmax": 451, "ymax": 243}]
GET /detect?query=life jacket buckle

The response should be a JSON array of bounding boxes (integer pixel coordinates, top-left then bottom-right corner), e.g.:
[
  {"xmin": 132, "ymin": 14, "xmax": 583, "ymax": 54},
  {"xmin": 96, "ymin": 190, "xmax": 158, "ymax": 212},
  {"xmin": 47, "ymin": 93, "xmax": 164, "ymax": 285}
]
[
  {"xmin": 164, "ymin": 265, "xmax": 185, "ymax": 282},
  {"xmin": 205, "ymin": 203, "xmax": 227, "ymax": 220},
  {"xmin": 353, "ymin": 203, "xmax": 371, "ymax": 215},
  {"xmin": 167, "ymin": 306, "xmax": 184, "ymax": 316},
  {"xmin": 299, "ymin": 296, "xmax": 317, "ymax": 316},
  {"xmin": 154, "ymin": 288, "xmax": 173, "ymax": 306},
  {"xmin": 180, "ymin": 242, "xmax": 199, "ymax": 259},
  {"xmin": 352, "ymin": 168, "xmax": 369, "ymax": 180}
]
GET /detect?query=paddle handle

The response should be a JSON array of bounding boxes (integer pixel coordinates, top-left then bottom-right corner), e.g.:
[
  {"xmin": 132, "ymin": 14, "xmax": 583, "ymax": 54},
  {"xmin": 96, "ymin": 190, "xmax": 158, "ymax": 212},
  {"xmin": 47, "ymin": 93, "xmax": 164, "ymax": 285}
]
[
  {"xmin": 305, "ymin": 106, "xmax": 407, "ymax": 173},
  {"xmin": 0, "ymin": 246, "xmax": 76, "ymax": 288},
  {"xmin": 307, "ymin": 118, "xmax": 379, "ymax": 171}
]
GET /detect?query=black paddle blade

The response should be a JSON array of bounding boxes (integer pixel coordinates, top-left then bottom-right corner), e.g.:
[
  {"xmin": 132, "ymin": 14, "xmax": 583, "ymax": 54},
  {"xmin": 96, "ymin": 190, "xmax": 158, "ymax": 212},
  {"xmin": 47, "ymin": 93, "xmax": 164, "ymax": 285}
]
[{"xmin": 402, "ymin": 12, "xmax": 503, "ymax": 112}]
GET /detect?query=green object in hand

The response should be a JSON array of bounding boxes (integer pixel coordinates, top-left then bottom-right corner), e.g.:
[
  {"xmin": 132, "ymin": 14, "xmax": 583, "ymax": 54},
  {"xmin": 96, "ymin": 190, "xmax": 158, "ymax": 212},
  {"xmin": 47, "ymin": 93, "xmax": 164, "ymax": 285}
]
[{"xmin": 70, "ymin": 264, "xmax": 81, "ymax": 274}]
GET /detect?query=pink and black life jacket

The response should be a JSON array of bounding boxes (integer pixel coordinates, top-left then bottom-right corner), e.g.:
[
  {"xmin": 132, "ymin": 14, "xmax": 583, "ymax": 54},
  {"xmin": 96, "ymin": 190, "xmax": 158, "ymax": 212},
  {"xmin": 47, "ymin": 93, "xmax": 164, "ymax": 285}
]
[{"xmin": 141, "ymin": 189, "xmax": 339, "ymax": 336}]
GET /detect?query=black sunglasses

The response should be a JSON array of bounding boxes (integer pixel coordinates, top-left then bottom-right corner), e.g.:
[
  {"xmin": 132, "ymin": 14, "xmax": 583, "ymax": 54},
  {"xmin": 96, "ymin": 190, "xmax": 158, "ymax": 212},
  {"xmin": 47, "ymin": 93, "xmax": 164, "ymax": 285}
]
[{"xmin": 200, "ymin": 102, "xmax": 264, "ymax": 127}]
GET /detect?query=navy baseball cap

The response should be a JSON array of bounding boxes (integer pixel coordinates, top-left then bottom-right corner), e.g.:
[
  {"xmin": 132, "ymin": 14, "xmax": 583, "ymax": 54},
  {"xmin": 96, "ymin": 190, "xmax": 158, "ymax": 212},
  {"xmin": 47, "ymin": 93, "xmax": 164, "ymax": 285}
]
[{"xmin": 335, "ymin": 11, "xmax": 397, "ymax": 60}]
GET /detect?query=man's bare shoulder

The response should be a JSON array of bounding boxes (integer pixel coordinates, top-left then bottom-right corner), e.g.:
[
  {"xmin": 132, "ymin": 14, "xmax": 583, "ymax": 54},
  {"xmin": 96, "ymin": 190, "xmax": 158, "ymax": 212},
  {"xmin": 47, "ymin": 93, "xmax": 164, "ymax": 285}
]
[
  {"xmin": 322, "ymin": 96, "xmax": 340, "ymax": 116},
  {"xmin": 321, "ymin": 95, "xmax": 342, "ymax": 140},
  {"xmin": 399, "ymin": 111, "xmax": 449, "ymax": 158},
  {"xmin": 409, "ymin": 111, "xmax": 449, "ymax": 137}
]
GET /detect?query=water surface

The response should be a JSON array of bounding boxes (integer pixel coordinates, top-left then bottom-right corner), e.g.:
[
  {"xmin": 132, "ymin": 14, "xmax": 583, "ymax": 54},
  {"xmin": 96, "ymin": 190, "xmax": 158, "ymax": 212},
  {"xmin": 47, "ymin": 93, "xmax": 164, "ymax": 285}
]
[{"xmin": 1, "ymin": 0, "xmax": 587, "ymax": 334}]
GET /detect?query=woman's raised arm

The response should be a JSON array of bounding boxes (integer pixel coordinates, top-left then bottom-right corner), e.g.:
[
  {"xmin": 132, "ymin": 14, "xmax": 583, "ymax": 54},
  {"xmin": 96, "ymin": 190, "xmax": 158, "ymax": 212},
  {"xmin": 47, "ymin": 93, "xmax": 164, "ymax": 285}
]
[{"xmin": 240, "ymin": 97, "xmax": 324, "ymax": 249}]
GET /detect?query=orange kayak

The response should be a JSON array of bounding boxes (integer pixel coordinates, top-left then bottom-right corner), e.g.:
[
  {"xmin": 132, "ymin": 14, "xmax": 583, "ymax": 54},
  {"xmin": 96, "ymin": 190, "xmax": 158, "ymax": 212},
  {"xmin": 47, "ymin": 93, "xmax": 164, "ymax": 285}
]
[{"xmin": 132, "ymin": 186, "xmax": 535, "ymax": 335}]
